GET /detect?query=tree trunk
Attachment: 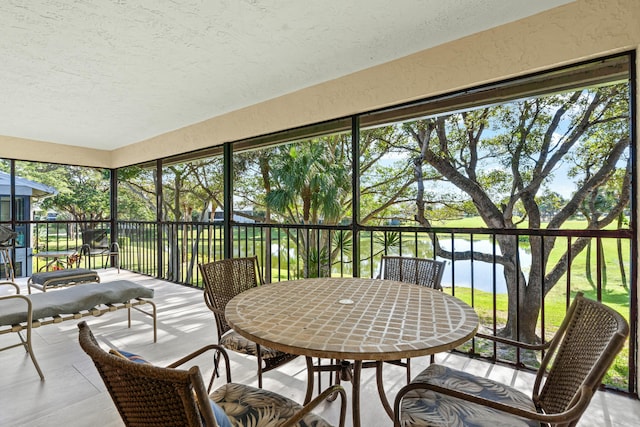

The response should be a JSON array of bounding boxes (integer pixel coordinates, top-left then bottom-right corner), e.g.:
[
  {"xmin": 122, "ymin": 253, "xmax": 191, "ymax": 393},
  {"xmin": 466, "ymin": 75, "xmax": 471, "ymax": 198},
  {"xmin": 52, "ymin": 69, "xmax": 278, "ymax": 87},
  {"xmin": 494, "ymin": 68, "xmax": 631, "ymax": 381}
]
[
  {"xmin": 617, "ymin": 212, "xmax": 628, "ymax": 291},
  {"xmin": 165, "ymin": 225, "xmax": 181, "ymax": 281},
  {"xmin": 585, "ymin": 240, "xmax": 595, "ymax": 291},
  {"xmin": 496, "ymin": 235, "xmax": 542, "ymax": 343},
  {"xmin": 598, "ymin": 238, "xmax": 607, "ymax": 292}
]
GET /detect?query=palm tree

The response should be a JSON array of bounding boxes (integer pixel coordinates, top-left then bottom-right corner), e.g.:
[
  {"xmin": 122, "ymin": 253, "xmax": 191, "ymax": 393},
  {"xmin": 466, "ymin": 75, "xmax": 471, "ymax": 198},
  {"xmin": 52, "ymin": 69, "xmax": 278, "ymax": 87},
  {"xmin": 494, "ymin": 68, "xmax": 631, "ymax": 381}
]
[{"xmin": 265, "ymin": 136, "xmax": 351, "ymax": 277}]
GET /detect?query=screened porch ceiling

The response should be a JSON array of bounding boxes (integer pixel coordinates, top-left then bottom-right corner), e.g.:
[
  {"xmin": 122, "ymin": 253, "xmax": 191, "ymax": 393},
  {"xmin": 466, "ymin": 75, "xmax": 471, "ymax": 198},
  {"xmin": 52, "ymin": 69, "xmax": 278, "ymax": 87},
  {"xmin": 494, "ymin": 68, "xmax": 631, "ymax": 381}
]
[{"xmin": 0, "ymin": 0, "xmax": 572, "ymax": 151}]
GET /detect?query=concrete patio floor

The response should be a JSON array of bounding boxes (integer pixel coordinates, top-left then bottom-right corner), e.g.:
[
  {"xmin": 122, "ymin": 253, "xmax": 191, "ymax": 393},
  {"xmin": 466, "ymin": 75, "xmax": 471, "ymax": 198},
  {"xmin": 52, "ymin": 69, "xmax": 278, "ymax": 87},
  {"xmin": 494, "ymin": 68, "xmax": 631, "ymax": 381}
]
[{"xmin": 1, "ymin": 269, "xmax": 639, "ymax": 426}]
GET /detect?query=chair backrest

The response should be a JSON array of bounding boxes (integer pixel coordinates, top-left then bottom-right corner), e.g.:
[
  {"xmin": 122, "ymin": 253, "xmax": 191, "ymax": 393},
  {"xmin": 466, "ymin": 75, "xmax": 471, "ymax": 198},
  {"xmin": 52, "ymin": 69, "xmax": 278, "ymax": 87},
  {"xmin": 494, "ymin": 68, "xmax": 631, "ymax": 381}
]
[
  {"xmin": 198, "ymin": 256, "xmax": 263, "ymax": 339},
  {"xmin": 82, "ymin": 228, "xmax": 109, "ymax": 249},
  {"xmin": 533, "ymin": 292, "xmax": 629, "ymax": 426},
  {"xmin": 0, "ymin": 224, "xmax": 17, "ymax": 247},
  {"xmin": 77, "ymin": 321, "xmax": 217, "ymax": 427},
  {"xmin": 379, "ymin": 256, "xmax": 445, "ymax": 290}
]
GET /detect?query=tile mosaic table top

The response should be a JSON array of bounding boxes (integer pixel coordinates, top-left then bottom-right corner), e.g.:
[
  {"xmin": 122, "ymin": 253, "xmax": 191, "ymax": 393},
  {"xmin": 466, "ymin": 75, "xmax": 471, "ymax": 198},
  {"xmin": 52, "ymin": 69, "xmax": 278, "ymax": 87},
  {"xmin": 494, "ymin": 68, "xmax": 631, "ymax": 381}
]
[{"xmin": 226, "ymin": 277, "xmax": 478, "ymax": 361}]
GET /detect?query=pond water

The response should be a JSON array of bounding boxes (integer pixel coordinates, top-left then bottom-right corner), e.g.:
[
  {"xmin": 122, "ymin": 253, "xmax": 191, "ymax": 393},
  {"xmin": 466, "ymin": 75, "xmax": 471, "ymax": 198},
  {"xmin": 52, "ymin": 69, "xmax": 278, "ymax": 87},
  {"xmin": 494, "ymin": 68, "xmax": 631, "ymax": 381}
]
[
  {"xmin": 438, "ymin": 238, "xmax": 531, "ymax": 294},
  {"xmin": 268, "ymin": 238, "xmax": 532, "ymax": 295}
]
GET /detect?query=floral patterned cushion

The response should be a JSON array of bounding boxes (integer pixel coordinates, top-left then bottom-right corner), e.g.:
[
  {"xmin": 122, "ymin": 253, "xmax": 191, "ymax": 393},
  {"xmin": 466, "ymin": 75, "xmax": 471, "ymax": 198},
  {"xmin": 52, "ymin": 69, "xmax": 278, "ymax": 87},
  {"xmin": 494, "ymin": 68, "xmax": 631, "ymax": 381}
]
[
  {"xmin": 220, "ymin": 330, "xmax": 286, "ymax": 360},
  {"xmin": 211, "ymin": 382, "xmax": 332, "ymax": 427},
  {"xmin": 400, "ymin": 364, "xmax": 541, "ymax": 427}
]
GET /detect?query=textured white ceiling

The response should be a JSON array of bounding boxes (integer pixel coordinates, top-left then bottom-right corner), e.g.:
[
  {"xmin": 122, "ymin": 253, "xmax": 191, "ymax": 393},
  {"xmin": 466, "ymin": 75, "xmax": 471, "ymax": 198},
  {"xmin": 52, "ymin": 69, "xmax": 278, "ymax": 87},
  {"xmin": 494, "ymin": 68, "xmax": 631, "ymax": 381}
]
[{"xmin": 0, "ymin": 0, "xmax": 572, "ymax": 150}]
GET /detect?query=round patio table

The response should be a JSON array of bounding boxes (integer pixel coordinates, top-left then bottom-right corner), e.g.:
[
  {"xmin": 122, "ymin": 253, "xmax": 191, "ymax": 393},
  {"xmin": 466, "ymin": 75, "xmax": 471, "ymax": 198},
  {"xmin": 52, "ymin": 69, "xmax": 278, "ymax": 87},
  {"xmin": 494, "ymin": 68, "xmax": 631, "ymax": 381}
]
[{"xmin": 225, "ymin": 277, "xmax": 478, "ymax": 427}]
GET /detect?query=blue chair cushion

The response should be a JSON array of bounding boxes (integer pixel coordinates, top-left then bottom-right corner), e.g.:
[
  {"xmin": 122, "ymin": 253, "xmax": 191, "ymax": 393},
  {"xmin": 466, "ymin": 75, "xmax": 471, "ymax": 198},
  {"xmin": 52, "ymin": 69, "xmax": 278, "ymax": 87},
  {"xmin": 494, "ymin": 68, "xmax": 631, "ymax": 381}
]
[
  {"xmin": 109, "ymin": 349, "xmax": 150, "ymax": 364},
  {"xmin": 210, "ymin": 400, "xmax": 232, "ymax": 427}
]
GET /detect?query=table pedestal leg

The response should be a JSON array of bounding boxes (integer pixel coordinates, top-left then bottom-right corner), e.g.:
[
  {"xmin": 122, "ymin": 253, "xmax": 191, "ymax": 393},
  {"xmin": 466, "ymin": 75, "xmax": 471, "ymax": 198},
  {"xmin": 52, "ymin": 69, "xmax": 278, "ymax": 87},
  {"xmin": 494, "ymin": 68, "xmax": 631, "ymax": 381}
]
[
  {"xmin": 352, "ymin": 360, "xmax": 362, "ymax": 427},
  {"xmin": 304, "ymin": 357, "xmax": 315, "ymax": 404},
  {"xmin": 303, "ymin": 358, "xmax": 364, "ymax": 427}
]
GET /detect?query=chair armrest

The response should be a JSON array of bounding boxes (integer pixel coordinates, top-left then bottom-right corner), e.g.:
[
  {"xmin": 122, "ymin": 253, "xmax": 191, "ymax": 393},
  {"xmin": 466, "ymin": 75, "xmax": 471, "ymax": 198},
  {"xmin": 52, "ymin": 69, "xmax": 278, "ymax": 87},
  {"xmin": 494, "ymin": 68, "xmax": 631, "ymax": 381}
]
[
  {"xmin": 0, "ymin": 281, "xmax": 20, "ymax": 294},
  {"xmin": 393, "ymin": 382, "xmax": 592, "ymax": 426},
  {"xmin": 280, "ymin": 385, "xmax": 347, "ymax": 427},
  {"xmin": 475, "ymin": 332, "xmax": 553, "ymax": 351},
  {"xmin": 166, "ymin": 344, "xmax": 232, "ymax": 384}
]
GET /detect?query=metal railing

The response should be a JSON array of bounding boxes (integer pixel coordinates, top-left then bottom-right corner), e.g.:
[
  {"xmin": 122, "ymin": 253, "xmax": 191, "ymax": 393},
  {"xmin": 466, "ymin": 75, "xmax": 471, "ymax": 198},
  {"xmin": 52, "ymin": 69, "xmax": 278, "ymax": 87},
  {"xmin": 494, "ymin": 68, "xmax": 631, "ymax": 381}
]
[{"xmin": 17, "ymin": 219, "xmax": 635, "ymax": 393}]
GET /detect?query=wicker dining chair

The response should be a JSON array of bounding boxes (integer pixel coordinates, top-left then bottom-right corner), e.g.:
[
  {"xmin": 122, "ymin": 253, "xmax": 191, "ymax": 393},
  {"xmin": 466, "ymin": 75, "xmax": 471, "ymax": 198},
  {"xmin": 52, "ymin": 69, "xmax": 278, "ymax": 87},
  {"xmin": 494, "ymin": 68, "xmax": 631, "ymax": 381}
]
[
  {"xmin": 393, "ymin": 292, "xmax": 629, "ymax": 427},
  {"xmin": 198, "ymin": 256, "xmax": 298, "ymax": 389},
  {"xmin": 78, "ymin": 321, "xmax": 346, "ymax": 427},
  {"xmin": 378, "ymin": 256, "xmax": 445, "ymax": 290},
  {"xmin": 378, "ymin": 256, "xmax": 446, "ymax": 382}
]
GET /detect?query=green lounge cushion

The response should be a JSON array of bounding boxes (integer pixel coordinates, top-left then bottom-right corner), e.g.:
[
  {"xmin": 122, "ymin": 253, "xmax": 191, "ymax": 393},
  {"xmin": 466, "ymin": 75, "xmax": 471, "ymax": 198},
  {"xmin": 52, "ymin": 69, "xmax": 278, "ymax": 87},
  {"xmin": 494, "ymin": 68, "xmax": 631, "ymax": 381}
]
[
  {"xmin": 30, "ymin": 268, "xmax": 99, "ymax": 287},
  {"xmin": 0, "ymin": 280, "xmax": 154, "ymax": 326}
]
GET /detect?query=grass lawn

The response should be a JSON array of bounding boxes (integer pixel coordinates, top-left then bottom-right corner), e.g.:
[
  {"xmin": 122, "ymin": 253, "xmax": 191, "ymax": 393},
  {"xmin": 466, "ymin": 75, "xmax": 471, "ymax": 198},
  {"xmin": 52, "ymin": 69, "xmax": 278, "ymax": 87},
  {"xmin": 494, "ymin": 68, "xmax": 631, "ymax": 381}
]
[
  {"xmin": 429, "ymin": 216, "xmax": 631, "ymax": 389},
  {"xmin": 447, "ymin": 286, "xmax": 629, "ymax": 389}
]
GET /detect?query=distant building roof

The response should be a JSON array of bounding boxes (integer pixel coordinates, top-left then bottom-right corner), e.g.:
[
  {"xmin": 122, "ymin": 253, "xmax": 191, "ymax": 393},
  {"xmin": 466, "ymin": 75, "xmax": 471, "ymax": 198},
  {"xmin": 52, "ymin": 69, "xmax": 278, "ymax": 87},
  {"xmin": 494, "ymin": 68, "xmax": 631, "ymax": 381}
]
[
  {"xmin": 0, "ymin": 171, "xmax": 58, "ymax": 197},
  {"xmin": 212, "ymin": 209, "xmax": 255, "ymax": 223}
]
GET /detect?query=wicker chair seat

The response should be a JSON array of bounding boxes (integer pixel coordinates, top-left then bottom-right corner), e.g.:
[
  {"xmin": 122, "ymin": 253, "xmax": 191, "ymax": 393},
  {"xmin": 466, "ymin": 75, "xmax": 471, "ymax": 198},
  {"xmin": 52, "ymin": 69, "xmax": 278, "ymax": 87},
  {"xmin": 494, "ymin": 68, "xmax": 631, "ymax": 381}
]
[
  {"xmin": 220, "ymin": 330, "xmax": 288, "ymax": 360},
  {"xmin": 199, "ymin": 257, "xmax": 299, "ymax": 388},
  {"xmin": 394, "ymin": 293, "xmax": 629, "ymax": 427},
  {"xmin": 211, "ymin": 382, "xmax": 332, "ymax": 427},
  {"xmin": 400, "ymin": 364, "xmax": 539, "ymax": 427}
]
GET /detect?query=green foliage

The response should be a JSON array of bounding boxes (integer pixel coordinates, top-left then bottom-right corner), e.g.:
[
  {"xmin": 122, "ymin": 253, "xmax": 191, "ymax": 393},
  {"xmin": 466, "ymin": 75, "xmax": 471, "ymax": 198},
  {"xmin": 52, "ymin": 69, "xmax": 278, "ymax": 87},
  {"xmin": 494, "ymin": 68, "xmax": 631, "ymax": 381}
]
[
  {"xmin": 162, "ymin": 157, "xmax": 224, "ymax": 222},
  {"xmin": 375, "ymin": 231, "xmax": 400, "ymax": 250},
  {"xmin": 332, "ymin": 230, "xmax": 352, "ymax": 253},
  {"xmin": 359, "ymin": 126, "xmax": 416, "ymax": 224},
  {"xmin": 16, "ymin": 162, "xmax": 110, "ymax": 222},
  {"xmin": 536, "ymin": 190, "xmax": 566, "ymax": 219},
  {"xmin": 264, "ymin": 135, "xmax": 351, "ymax": 225},
  {"xmin": 117, "ymin": 166, "xmax": 157, "ymax": 221}
]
